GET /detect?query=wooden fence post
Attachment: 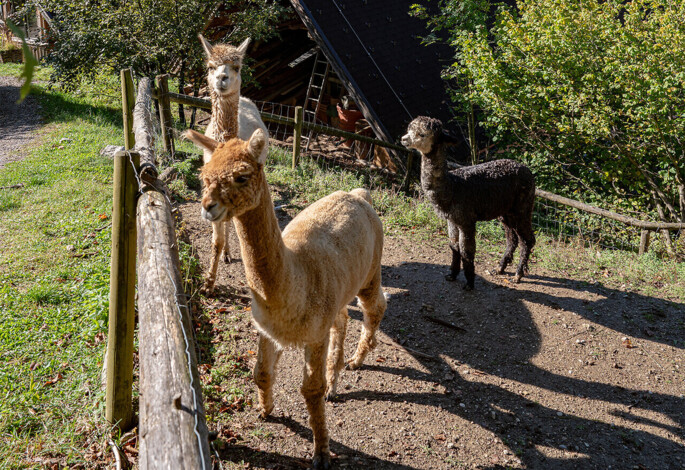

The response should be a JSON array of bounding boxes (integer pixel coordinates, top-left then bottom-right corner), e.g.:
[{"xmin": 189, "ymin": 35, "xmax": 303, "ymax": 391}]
[
  {"xmin": 106, "ymin": 150, "xmax": 140, "ymax": 430},
  {"xmin": 639, "ymin": 229, "xmax": 651, "ymax": 255},
  {"xmin": 121, "ymin": 69, "xmax": 135, "ymax": 150},
  {"xmin": 156, "ymin": 74, "xmax": 175, "ymax": 158},
  {"xmin": 292, "ymin": 106, "xmax": 303, "ymax": 169}
]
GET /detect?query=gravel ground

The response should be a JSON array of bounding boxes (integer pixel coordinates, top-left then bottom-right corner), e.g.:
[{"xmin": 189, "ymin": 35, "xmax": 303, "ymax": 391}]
[
  {"xmin": 176, "ymin": 187, "xmax": 685, "ymax": 470},
  {"xmin": 0, "ymin": 75, "xmax": 41, "ymax": 169}
]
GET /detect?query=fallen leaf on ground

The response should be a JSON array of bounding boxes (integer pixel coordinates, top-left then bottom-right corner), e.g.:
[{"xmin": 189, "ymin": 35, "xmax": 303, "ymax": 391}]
[{"xmin": 44, "ymin": 373, "xmax": 63, "ymax": 386}]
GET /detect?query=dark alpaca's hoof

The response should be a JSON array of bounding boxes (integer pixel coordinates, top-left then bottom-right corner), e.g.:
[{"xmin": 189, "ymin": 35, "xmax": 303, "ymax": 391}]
[
  {"xmin": 496, "ymin": 267, "xmax": 506, "ymax": 275},
  {"xmin": 445, "ymin": 274, "xmax": 457, "ymax": 282},
  {"xmin": 463, "ymin": 282, "xmax": 474, "ymax": 291},
  {"xmin": 312, "ymin": 452, "xmax": 331, "ymax": 470},
  {"xmin": 514, "ymin": 274, "xmax": 523, "ymax": 284}
]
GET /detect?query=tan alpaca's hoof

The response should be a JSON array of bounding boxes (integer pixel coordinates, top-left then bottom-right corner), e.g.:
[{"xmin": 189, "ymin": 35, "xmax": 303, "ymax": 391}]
[
  {"xmin": 325, "ymin": 382, "xmax": 338, "ymax": 400},
  {"xmin": 200, "ymin": 280, "xmax": 215, "ymax": 296},
  {"xmin": 346, "ymin": 357, "xmax": 363, "ymax": 370},
  {"xmin": 258, "ymin": 403, "xmax": 273, "ymax": 419},
  {"xmin": 312, "ymin": 451, "xmax": 331, "ymax": 470}
]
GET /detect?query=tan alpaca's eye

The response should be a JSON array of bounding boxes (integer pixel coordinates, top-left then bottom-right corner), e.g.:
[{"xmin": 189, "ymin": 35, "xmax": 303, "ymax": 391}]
[
  {"xmin": 232, "ymin": 65, "xmax": 240, "ymax": 72},
  {"xmin": 235, "ymin": 175, "xmax": 249, "ymax": 184}
]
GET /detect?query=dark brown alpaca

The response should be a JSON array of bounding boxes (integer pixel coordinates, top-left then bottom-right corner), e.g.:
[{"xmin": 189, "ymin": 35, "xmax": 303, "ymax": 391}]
[{"xmin": 402, "ymin": 116, "xmax": 536, "ymax": 289}]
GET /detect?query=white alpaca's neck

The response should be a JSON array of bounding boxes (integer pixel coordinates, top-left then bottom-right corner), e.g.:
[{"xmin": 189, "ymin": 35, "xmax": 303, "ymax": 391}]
[{"xmin": 210, "ymin": 90, "xmax": 240, "ymax": 141}]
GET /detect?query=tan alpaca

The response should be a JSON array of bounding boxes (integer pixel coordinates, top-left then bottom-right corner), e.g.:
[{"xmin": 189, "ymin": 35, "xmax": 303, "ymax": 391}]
[
  {"xmin": 184, "ymin": 128, "xmax": 387, "ymax": 470},
  {"xmin": 199, "ymin": 34, "xmax": 269, "ymax": 294}
]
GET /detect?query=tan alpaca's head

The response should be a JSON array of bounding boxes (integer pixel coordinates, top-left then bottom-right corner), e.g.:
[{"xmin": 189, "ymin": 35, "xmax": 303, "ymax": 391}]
[
  {"xmin": 199, "ymin": 34, "xmax": 251, "ymax": 98},
  {"xmin": 184, "ymin": 128, "xmax": 268, "ymax": 222}
]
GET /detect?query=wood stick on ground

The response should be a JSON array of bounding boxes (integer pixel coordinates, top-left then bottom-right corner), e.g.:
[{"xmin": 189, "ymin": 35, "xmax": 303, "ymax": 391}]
[
  {"xmin": 422, "ymin": 314, "xmax": 467, "ymax": 332},
  {"xmin": 379, "ymin": 337, "xmax": 438, "ymax": 361},
  {"xmin": 0, "ymin": 183, "xmax": 24, "ymax": 190}
]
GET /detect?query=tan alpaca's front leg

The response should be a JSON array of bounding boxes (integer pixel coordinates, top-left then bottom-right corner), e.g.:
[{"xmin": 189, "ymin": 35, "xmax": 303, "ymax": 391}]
[
  {"xmin": 253, "ymin": 334, "xmax": 282, "ymax": 418},
  {"xmin": 302, "ymin": 339, "xmax": 331, "ymax": 470},
  {"xmin": 348, "ymin": 270, "xmax": 387, "ymax": 370},
  {"xmin": 325, "ymin": 307, "xmax": 349, "ymax": 399},
  {"xmin": 201, "ymin": 220, "xmax": 226, "ymax": 294}
]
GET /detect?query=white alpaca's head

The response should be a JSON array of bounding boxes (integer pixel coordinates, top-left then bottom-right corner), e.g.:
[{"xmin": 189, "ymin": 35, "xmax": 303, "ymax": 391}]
[
  {"xmin": 401, "ymin": 116, "xmax": 443, "ymax": 155},
  {"xmin": 183, "ymin": 128, "xmax": 268, "ymax": 221},
  {"xmin": 199, "ymin": 34, "xmax": 251, "ymax": 98}
]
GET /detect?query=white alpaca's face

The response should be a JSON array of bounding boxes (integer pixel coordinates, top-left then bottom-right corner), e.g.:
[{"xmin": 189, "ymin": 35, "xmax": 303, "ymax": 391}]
[
  {"xmin": 207, "ymin": 61, "xmax": 242, "ymax": 97},
  {"xmin": 199, "ymin": 35, "xmax": 250, "ymax": 98}
]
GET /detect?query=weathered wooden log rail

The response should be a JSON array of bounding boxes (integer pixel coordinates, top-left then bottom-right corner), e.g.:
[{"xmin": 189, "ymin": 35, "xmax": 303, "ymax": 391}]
[
  {"xmin": 153, "ymin": 82, "xmax": 682, "ymax": 257},
  {"xmin": 535, "ymin": 189, "xmax": 684, "ymax": 255},
  {"xmin": 106, "ymin": 70, "xmax": 211, "ymax": 469}
]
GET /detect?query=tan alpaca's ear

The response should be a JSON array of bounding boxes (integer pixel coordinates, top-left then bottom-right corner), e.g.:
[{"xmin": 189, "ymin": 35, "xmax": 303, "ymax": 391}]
[
  {"xmin": 247, "ymin": 129, "xmax": 267, "ymax": 165},
  {"xmin": 183, "ymin": 129, "xmax": 219, "ymax": 154},
  {"xmin": 237, "ymin": 37, "xmax": 251, "ymax": 55},
  {"xmin": 198, "ymin": 34, "xmax": 213, "ymax": 58}
]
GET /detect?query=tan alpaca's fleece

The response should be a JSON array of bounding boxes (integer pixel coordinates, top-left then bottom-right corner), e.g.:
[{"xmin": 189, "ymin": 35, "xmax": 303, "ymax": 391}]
[{"xmin": 188, "ymin": 128, "xmax": 387, "ymax": 469}]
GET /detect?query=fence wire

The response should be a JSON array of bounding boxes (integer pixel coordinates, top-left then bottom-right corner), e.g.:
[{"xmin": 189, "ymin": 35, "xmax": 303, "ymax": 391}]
[
  {"xmin": 174, "ymin": 98, "xmax": 682, "ymax": 258},
  {"xmin": 254, "ymin": 100, "xmax": 405, "ymax": 175},
  {"xmin": 533, "ymin": 195, "xmax": 682, "ymax": 257}
]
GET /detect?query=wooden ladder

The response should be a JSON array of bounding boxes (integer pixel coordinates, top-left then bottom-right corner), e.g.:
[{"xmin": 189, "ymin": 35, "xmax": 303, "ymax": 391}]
[{"xmin": 301, "ymin": 49, "xmax": 330, "ymax": 151}]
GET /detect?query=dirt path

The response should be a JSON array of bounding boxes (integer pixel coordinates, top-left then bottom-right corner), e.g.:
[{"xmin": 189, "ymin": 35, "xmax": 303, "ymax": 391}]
[
  {"xmin": 178, "ymin": 189, "xmax": 684, "ymax": 470},
  {"xmin": 0, "ymin": 76, "xmax": 41, "ymax": 169}
]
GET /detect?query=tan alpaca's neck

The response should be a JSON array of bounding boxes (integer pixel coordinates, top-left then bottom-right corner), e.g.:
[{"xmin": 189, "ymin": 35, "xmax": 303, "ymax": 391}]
[
  {"xmin": 210, "ymin": 91, "xmax": 240, "ymax": 141},
  {"xmin": 233, "ymin": 176, "xmax": 290, "ymax": 304}
]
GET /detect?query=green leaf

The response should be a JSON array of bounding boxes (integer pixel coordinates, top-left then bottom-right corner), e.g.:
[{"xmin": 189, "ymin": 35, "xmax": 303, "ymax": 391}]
[{"xmin": 6, "ymin": 20, "xmax": 38, "ymax": 103}]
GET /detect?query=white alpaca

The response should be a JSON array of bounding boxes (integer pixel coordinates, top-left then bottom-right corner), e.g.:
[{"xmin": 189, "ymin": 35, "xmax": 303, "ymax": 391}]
[
  {"xmin": 198, "ymin": 34, "xmax": 269, "ymax": 294},
  {"xmin": 184, "ymin": 128, "xmax": 387, "ymax": 470}
]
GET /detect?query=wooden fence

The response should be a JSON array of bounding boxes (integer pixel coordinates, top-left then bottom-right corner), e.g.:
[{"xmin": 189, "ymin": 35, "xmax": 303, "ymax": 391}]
[
  {"xmin": 150, "ymin": 80, "xmax": 683, "ymax": 257},
  {"xmin": 104, "ymin": 68, "xmax": 684, "ymax": 466},
  {"xmin": 105, "ymin": 70, "xmax": 211, "ymax": 469}
]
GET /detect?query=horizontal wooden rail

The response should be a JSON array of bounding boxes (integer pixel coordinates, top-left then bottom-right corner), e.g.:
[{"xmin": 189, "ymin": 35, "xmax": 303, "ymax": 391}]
[
  {"xmin": 151, "ymin": 88, "xmax": 411, "ymax": 154},
  {"xmin": 535, "ymin": 189, "xmax": 685, "ymax": 231},
  {"xmin": 133, "ymin": 73, "xmax": 211, "ymax": 469}
]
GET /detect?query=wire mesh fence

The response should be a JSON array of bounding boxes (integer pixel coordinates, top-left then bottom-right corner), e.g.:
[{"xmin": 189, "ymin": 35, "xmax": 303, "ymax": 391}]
[
  {"xmin": 533, "ymin": 196, "xmax": 683, "ymax": 257},
  {"xmin": 254, "ymin": 100, "xmax": 405, "ymax": 175},
  {"xmin": 156, "ymin": 85, "xmax": 682, "ymax": 259}
]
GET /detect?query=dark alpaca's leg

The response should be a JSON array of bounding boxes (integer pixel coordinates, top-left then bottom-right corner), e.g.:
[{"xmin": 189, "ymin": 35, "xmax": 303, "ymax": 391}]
[
  {"xmin": 459, "ymin": 224, "xmax": 477, "ymax": 290},
  {"xmin": 513, "ymin": 216, "xmax": 536, "ymax": 283},
  {"xmin": 302, "ymin": 339, "xmax": 331, "ymax": 470},
  {"xmin": 498, "ymin": 218, "xmax": 517, "ymax": 274},
  {"xmin": 446, "ymin": 220, "xmax": 461, "ymax": 282}
]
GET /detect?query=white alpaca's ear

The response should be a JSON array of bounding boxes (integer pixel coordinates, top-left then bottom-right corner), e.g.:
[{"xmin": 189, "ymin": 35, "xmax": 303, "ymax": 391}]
[
  {"xmin": 183, "ymin": 129, "xmax": 219, "ymax": 154},
  {"xmin": 198, "ymin": 34, "xmax": 214, "ymax": 58},
  {"xmin": 237, "ymin": 37, "xmax": 251, "ymax": 55},
  {"xmin": 247, "ymin": 129, "xmax": 267, "ymax": 165}
]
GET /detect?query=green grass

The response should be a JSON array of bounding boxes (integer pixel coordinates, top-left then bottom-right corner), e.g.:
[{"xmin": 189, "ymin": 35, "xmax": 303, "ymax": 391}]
[{"xmin": 0, "ymin": 64, "xmax": 121, "ymax": 468}]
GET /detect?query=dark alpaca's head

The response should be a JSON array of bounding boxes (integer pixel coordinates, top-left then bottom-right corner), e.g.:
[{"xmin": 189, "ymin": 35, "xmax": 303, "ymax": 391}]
[
  {"xmin": 401, "ymin": 116, "xmax": 443, "ymax": 155},
  {"xmin": 402, "ymin": 116, "xmax": 461, "ymax": 156}
]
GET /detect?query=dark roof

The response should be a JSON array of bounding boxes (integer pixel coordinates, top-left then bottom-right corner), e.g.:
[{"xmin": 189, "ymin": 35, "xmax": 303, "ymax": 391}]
[{"xmin": 289, "ymin": 0, "xmax": 457, "ymax": 144}]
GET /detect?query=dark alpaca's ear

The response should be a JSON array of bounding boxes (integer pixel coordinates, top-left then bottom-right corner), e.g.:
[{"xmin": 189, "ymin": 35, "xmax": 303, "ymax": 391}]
[
  {"xmin": 198, "ymin": 34, "xmax": 213, "ymax": 58},
  {"xmin": 183, "ymin": 129, "xmax": 219, "ymax": 154},
  {"xmin": 441, "ymin": 131, "xmax": 461, "ymax": 146}
]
